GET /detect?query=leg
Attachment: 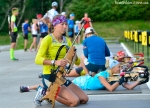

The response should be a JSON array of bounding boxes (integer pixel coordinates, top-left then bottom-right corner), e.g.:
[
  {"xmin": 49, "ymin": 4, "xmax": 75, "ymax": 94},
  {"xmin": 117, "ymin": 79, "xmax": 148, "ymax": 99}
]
[
  {"xmin": 10, "ymin": 32, "xmax": 18, "ymax": 60},
  {"xmin": 56, "ymin": 85, "xmax": 80, "ymax": 107},
  {"xmin": 67, "ymin": 83, "xmax": 88, "ymax": 104},
  {"xmin": 80, "ymin": 54, "xmax": 89, "ymax": 74},
  {"xmin": 65, "ymin": 69, "xmax": 80, "ymax": 77},
  {"xmin": 24, "ymin": 39, "xmax": 28, "ymax": 50},
  {"xmin": 20, "ymin": 84, "xmax": 43, "ymax": 92},
  {"xmin": 33, "ymin": 37, "xmax": 37, "ymax": 51},
  {"xmin": 29, "ymin": 84, "xmax": 43, "ymax": 90},
  {"xmin": 37, "ymin": 38, "xmax": 43, "ymax": 50}
]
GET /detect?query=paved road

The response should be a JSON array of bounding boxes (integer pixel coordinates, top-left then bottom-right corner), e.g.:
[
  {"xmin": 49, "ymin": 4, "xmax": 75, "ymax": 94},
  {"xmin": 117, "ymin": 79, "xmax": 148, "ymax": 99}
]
[{"xmin": 0, "ymin": 43, "xmax": 150, "ymax": 108}]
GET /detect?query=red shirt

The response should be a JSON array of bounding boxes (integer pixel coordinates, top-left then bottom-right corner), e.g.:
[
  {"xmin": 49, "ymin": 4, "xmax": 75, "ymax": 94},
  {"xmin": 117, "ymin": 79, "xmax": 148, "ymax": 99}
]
[{"xmin": 83, "ymin": 17, "xmax": 90, "ymax": 29}]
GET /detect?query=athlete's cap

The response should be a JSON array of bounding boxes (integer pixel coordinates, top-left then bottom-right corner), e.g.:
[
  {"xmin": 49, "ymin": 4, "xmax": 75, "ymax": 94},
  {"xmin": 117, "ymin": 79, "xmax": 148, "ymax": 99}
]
[
  {"xmin": 75, "ymin": 20, "xmax": 80, "ymax": 24},
  {"xmin": 70, "ymin": 13, "xmax": 75, "ymax": 17},
  {"xmin": 61, "ymin": 12, "xmax": 66, "ymax": 16},
  {"xmin": 52, "ymin": 1, "xmax": 58, "ymax": 7},
  {"xmin": 109, "ymin": 59, "xmax": 119, "ymax": 69},
  {"xmin": 85, "ymin": 27, "xmax": 95, "ymax": 35},
  {"xmin": 36, "ymin": 14, "xmax": 42, "ymax": 19}
]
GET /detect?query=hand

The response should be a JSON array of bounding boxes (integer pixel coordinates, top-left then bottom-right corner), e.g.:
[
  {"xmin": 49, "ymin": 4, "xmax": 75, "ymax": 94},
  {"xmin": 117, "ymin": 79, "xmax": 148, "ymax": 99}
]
[
  {"xmin": 54, "ymin": 59, "xmax": 67, "ymax": 67},
  {"xmin": 139, "ymin": 77, "xmax": 149, "ymax": 85},
  {"xmin": 118, "ymin": 76, "xmax": 126, "ymax": 85}
]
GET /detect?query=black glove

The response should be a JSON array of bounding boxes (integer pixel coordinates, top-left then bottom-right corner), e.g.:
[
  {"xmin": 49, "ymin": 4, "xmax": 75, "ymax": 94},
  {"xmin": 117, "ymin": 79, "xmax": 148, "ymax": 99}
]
[
  {"xmin": 139, "ymin": 77, "xmax": 149, "ymax": 85},
  {"xmin": 118, "ymin": 76, "xmax": 126, "ymax": 85}
]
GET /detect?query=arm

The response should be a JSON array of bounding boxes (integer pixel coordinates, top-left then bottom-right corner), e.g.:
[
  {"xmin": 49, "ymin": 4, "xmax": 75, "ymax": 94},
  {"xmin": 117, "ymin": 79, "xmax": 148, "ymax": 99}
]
[
  {"xmin": 89, "ymin": 18, "xmax": 92, "ymax": 27},
  {"xmin": 28, "ymin": 24, "xmax": 31, "ymax": 31},
  {"xmin": 83, "ymin": 40, "xmax": 88, "ymax": 58},
  {"xmin": 122, "ymin": 81, "xmax": 140, "ymax": 90},
  {"xmin": 35, "ymin": 36, "xmax": 53, "ymax": 65},
  {"xmin": 40, "ymin": 18, "xmax": 46, "ymax": 24},
  {"xmin": 99, "ymin": 76, "xmax": 120, "ymax": 92},
  {"xmin": 11, "ymin": 22, "xmax": 14, "ymax": 32}
]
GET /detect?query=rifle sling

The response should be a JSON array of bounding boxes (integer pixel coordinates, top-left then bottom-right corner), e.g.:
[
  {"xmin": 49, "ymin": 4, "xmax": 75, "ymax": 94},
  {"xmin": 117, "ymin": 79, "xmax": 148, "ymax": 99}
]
[{"xmin": 49, "ymin": 45, "xmax": 66, "ymax": 82}]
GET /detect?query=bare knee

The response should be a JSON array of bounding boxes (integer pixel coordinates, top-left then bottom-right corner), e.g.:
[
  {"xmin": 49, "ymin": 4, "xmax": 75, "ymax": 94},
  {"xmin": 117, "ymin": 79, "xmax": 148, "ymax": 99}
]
[
  {"xmin": 80, "ymin": 96, "xmax": 89, "ymax": 104},
  {"xmin": 69, "ymin": 98, "xmax": 80, "ymax": 107}
]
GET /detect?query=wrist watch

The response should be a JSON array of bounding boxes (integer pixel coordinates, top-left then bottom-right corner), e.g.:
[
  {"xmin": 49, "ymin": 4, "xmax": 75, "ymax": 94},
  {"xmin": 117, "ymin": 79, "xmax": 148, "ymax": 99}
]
[{"xmin": 51, "ymin": 60, "xmax": 55, "ymax": 65}]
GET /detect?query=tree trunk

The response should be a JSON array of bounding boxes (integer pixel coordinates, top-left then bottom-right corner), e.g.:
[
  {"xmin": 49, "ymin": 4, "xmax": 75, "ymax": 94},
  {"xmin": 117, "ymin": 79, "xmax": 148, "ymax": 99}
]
[
  {"xmin": 0, "ymin": 0, "xmax": 21, "ymax": 31},
  {"xmin": 60, "ymin": 0, "xmax": 67, "ymax": 13},
  {"xmin": 17, "ymin": 0, "xmax": 27, "ymax": 27}
]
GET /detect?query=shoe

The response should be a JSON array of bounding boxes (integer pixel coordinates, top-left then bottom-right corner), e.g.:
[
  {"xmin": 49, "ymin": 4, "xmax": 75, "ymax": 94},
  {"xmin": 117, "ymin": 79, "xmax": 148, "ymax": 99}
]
[
  {"xmin": 38, "ymin": 72, "xmax": 43, "ymax": 78},
  {"xmin": 11, "ymin": 58, "xmax": 19, "ymax": 61},
  {"xmin": 24, "ymin": 48, "xmax": 27, "ymax": 52},
  {"xmin": 20, "ymin": 86, "xmax": 29, "ymax": 92},
  {"xmin": 33, "ymin": 87, "xmax": 45, "ymax": 106}
]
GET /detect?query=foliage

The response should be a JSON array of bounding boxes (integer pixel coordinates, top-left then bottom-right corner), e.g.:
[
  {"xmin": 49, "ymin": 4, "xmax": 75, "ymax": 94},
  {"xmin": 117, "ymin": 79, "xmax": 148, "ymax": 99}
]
[
  {"xmin": 67, "ymin": 0, "xmax": 150, "ymax": 21},
  {"xmin": 0, "ymin": 0, "xmax": 150, "ymax": 34}
]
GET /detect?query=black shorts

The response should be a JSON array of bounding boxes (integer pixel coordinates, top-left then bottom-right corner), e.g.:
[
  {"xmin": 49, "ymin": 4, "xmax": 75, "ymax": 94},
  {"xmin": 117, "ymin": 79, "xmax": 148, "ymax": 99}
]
[
  {"xmin": 42, "ymin": 74, "xmax": 72, "ymax": 90},
  {"xmin": 63, "ymin": 79, "xmax": 72, "ymax": 87},
  {"xmin": 40, "ymin": 32, "xmax": 48, "ymax": 38},
  {"xmin": 84, "ymin": 59, "xmax": 106, "ymax": 73},
  {"xmin": 24, "ymin": 34, "xmax": 28, "ymax": 40},
  {"xmin": 10, "ymin": 32, "xmax": 18, "ymax": 43},
  {"xmin": 32, "ymin": 35, "xmax": 37, "ymax": 37},
  {"xmin": 75, "ymin": 67, "xmax": 83, "ymax": 75},
  {"xmin": 74, "ymin": 32, "xmax": 81, "ymax": 36},
  {"xmin": 85, "ymin": 63, "xmax": 106, "ymax": 73}
]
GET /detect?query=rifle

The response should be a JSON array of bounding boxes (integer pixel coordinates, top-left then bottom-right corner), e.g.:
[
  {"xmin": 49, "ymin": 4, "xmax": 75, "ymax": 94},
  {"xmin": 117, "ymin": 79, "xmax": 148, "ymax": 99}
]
[
  {"xmin": 108, "ymin": 65, "xmax": 149, "ymax": 83},
  {"xmin": 41, "ymin": 20, "xmax": 87, "ymax": 108}
]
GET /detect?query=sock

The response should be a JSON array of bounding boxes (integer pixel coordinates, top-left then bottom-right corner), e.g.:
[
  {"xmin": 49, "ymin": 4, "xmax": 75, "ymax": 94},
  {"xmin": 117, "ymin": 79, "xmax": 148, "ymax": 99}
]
[
  {"xmin": 10, "ymin": 48, "xmax": 14, "ymax": 59},
  {"xmin": 27, "ymin": 86, "xmax": 30, "ymax": 90}
]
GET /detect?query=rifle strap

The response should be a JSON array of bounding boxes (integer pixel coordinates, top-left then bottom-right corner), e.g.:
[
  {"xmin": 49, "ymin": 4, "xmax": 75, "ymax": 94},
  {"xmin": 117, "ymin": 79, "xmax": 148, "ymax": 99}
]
[{"xmin": 49, "ymin": 45, "xmax": 66, "ymax": 82}]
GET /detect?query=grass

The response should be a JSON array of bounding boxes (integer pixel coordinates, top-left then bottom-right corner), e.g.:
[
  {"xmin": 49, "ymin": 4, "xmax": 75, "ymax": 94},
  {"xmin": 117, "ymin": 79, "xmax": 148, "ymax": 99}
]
[
  {"xmin": 1, "ymin": 20, "xmax": 150, "ymax": 49},
  {"xmin": 0, "ymin": 33, "xmax": 33, "ymax": 50}
]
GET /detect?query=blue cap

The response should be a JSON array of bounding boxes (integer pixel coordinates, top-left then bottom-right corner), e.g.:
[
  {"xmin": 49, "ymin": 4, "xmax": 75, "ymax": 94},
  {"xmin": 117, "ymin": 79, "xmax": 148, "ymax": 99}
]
[
  {"xmin": 70, "ymin": 13, "xmax": 75, "ymax": 17},
  {"xmin": 109, "ymin": 59, "xmax": 119, "ymax": 69}
]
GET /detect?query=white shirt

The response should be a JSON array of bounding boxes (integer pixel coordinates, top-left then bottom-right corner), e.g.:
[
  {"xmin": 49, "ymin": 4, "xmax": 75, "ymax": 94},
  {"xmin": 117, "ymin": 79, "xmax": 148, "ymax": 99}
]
[
  {"xmin": 43, "ymin": 9, "xmax": 59, "ymax": 22},
  {"xmin": 31, "ymin": 24, "xmax": 37, "ymax": 35}
]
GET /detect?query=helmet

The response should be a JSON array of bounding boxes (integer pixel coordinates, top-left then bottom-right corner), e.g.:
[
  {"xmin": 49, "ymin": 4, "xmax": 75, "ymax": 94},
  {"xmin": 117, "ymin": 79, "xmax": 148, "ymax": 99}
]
[
  {"xmin": 117, "ymin": 51, "xmax": 125, "ymax": 57},
  {"xmin": 61, "ymin": 12, "xmax": 66, "ymax": 16},
  {"xmin": 70, "ymin": 13, "xmax": 75, "ymax": 17},
  {"xmin": 36, "ymin": 14, "xmax": 42, "ymax": 19},
  {"xmin": 52, "ymin": 1, "xmax": 58, "ymax": 7},
  {"xmin": 85, "ymin": 27, "xmax": 95, "ymax": 35}
]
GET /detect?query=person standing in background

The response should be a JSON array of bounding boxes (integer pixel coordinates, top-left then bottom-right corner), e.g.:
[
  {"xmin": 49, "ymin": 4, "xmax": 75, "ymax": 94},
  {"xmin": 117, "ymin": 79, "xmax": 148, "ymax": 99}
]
[
  {"xmin": 43, "ymin": 1, "xmax": 59, "ymax": 22},
  {"xmin": 36, "ymin": 14, "xmax": 42, "ymax": 45},
  {"xmin": 23, "ymin": 18, "xmax": 31, "ymax": 51},
  {"xmin": 81, "ymin": 13, "xmax": 93, "ymax": 41},
  {"xmin": 10, "ymin": 7, "xmax": 19, "ymax": 61},
  {"xmin": 29, "ymin": 19, "xmax": 38, "ymax": 52},
  {"xmin": 74, "ymin": 21, "xmax": 81, "ymax": 45},
  {"xmin": 67, "ymin": 13, "xmax": 75, "ymax": 42},
  {"xmin": 43, "ymin": 1, "xmax": 59, "ymax": 33}
]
